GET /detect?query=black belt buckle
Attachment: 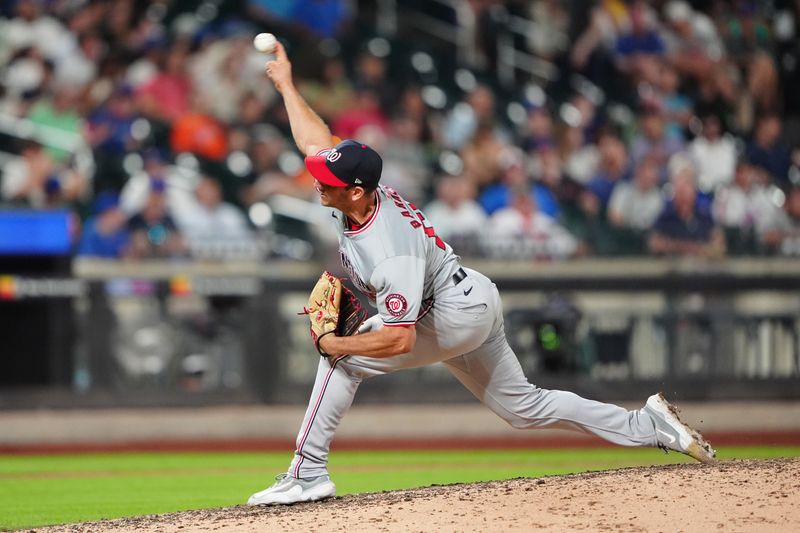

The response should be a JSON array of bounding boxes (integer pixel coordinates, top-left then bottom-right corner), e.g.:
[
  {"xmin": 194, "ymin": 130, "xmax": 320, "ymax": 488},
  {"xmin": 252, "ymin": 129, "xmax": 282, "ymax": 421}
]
[{"xmin": 452, "ymin": 267, "xmax": 467, "ymax": 286}]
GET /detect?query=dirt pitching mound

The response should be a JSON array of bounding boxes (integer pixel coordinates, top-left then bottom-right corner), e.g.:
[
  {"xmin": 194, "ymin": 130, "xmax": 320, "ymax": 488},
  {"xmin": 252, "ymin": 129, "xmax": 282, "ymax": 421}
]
[{"xmin": 41, "ymin": 458, "xmax": 799, "ymax": 533}]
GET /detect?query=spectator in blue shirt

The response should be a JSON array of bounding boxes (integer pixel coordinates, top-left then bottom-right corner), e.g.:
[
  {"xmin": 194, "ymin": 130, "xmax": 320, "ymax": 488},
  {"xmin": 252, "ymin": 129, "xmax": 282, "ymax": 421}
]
[
  {"xmin": 86, "ymin": 84, "xmax": 139, "ymax": 193},
  {"xmin": 615, "ymin": 2, "xmax": 665, "ymax": 58},
  {"xmin": 126, "ymin": 179, "xmax": 186, "ymax": 259},
  {"xmin": 479, "ymin": 148, "xmax": 528, "ymax": 216},
  {"xmin": 86, "ymin": 85, "xmax": 138, "ymax": 156},
  {"xmin": 478, "ymin": 145, "xmax": 564, "ymax": 220},
  {"xmin": 77, "ymin": 192, "xmax": 130, "ymax": 258},
  {"xmin": 614, "ymin": 1, "xmax": 665, "ymax": 82},
  {"xmin": 531, "ymin": 143, "xmax": 564, "ymax": 219},
  {"xmin": 648, "ymin": 169, "xmax": 725, "ymax": 257},
  {"xmin": 586, "ymin": 133, "xmax": 630, "ymax": 213},
  {"xmin": 745, "ymin": 114, "xmax": 792, "ymax": 185}
]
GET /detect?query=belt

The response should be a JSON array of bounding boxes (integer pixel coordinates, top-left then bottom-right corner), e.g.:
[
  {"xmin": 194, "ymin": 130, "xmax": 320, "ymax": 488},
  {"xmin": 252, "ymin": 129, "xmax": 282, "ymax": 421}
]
[{"xmin": 452, "ymin": 267, "xmax": 467, "ymax": 286}]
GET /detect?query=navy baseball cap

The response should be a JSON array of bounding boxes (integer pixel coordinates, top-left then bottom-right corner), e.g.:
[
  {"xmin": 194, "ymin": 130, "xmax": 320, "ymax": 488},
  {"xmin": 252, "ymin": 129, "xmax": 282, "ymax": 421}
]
[{"xmin": 305, "ymin": 139, "xmax": 383, "ymax": 188}]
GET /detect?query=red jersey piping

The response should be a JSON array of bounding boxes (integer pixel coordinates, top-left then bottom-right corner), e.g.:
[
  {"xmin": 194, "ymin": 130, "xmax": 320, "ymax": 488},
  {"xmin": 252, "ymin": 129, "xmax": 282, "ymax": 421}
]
[{"xmin": 344, "ymin": 194, "xmax": 381, "ymax": 235}]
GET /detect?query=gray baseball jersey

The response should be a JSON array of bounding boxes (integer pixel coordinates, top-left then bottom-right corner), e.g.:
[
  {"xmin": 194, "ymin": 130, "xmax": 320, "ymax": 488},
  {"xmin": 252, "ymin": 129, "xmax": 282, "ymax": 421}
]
[
  {"xmin": 288, "ymin": 186, "xmax": 658, "ymax": 479},
  {"xmin": 334, "ymin": 186, "xmax": 459, "ymax": 327}
]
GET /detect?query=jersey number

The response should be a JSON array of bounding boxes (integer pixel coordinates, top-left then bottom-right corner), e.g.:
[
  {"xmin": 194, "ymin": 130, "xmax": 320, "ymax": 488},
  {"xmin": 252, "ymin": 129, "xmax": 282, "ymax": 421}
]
[{"xmin": 409, "ymin": 203, "xmax": 445, "ymax": 250}]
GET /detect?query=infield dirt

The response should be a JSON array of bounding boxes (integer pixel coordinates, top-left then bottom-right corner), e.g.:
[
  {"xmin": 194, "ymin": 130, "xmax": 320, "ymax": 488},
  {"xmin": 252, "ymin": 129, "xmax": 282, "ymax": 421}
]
[{"xmin": 37, "ymin": 457, "xmax": 799, "ymax": 532}]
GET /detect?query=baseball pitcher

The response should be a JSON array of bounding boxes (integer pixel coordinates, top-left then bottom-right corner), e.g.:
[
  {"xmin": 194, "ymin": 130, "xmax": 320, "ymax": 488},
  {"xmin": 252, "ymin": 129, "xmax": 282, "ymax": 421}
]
[{"xmin": 247, "ymin": 41, "xmax": 715, "ymax": 506}]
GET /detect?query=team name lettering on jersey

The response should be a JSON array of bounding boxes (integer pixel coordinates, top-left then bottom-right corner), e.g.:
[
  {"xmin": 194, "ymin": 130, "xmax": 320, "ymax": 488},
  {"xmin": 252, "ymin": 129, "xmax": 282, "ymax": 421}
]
[{"xmin": 339, "ymin": 249, "xmax": 375, "ymax": 299}]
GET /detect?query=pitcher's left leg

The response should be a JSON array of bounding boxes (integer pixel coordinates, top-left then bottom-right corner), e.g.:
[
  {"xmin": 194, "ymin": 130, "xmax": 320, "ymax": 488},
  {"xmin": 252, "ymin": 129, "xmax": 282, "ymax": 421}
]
[{"xmin": 444, "ymin": 331, "xmax": 658, "ymax": 447}]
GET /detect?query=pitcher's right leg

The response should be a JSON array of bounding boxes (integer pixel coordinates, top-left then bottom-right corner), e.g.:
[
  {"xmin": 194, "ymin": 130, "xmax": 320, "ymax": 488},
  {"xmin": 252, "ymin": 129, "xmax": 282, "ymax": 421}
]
[
  {"xmin": 287, "ymin": 357, "xmax": 362, "ymax": 479},
  {"xmin": 247, "ymin": 357, "xmax": 359, "ymax": 505},
  {"xmin": 249, "ymin": 296, "xmax": 498, "ymax": 505}
]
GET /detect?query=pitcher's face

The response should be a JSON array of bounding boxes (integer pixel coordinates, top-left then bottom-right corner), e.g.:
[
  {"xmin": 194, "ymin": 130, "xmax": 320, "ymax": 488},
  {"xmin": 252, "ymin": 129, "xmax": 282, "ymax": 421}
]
[{"xmin": 315, "ymin": 180, "xmax": 353, "ymax": 209}]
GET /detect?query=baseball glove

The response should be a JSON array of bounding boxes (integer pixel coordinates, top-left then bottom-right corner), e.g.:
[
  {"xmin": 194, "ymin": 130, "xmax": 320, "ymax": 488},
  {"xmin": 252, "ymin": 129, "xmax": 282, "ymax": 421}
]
[{"xmin": 303, "ymin": 271, "xmax": 367, "ymax": 357}]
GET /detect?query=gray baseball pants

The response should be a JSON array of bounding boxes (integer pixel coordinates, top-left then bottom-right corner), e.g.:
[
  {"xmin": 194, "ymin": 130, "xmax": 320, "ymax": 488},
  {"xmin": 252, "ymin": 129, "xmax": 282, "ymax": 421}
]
[{"xmin": 288, "ymin": 268, "xmax": 658, "ymax": 478}]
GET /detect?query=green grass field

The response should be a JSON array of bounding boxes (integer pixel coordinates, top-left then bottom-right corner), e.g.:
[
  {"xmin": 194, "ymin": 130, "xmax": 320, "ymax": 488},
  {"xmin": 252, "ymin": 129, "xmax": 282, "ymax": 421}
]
[{"xmin": 1, "ymin": 446, "xmax": 798, "ymax": 530}]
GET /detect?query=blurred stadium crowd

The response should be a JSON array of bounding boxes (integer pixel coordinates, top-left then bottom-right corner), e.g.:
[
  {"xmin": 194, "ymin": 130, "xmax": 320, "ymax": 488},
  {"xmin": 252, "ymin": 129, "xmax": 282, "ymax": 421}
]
[{"xmin": 1, "ymin": 0, "xmax": 799, "ymax": 261}]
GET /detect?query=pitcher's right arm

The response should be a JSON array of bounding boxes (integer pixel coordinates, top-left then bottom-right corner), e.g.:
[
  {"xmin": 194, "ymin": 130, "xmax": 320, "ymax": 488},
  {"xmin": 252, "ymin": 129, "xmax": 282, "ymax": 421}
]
[{"xmin": 264, "ymin": 41, "xmax": 334, "ymax": 156}]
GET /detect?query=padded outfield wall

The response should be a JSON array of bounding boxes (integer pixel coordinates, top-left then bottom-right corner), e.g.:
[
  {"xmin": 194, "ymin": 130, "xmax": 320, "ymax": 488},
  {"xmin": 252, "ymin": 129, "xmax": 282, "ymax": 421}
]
[{"xmin": 0, "ymin": 256, "xmax": 798, "ymax": 410}]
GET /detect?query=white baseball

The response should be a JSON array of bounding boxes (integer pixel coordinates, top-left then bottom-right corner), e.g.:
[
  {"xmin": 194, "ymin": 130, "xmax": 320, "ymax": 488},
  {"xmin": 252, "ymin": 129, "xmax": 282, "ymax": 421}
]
[{"xmin": 253, "ymin": 33, "xmax": 277, "ymax": 54}]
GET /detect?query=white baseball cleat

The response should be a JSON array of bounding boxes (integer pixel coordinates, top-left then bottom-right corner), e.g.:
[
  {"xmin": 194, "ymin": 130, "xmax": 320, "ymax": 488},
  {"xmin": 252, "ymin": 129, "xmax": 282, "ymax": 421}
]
[
  {"xmin": 644, "ymin": 392, "xmax": 716, "ymax": 464},
  {"xmin": 247, "ymin": 473, "xmax": 336, "ymax": 505}
]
